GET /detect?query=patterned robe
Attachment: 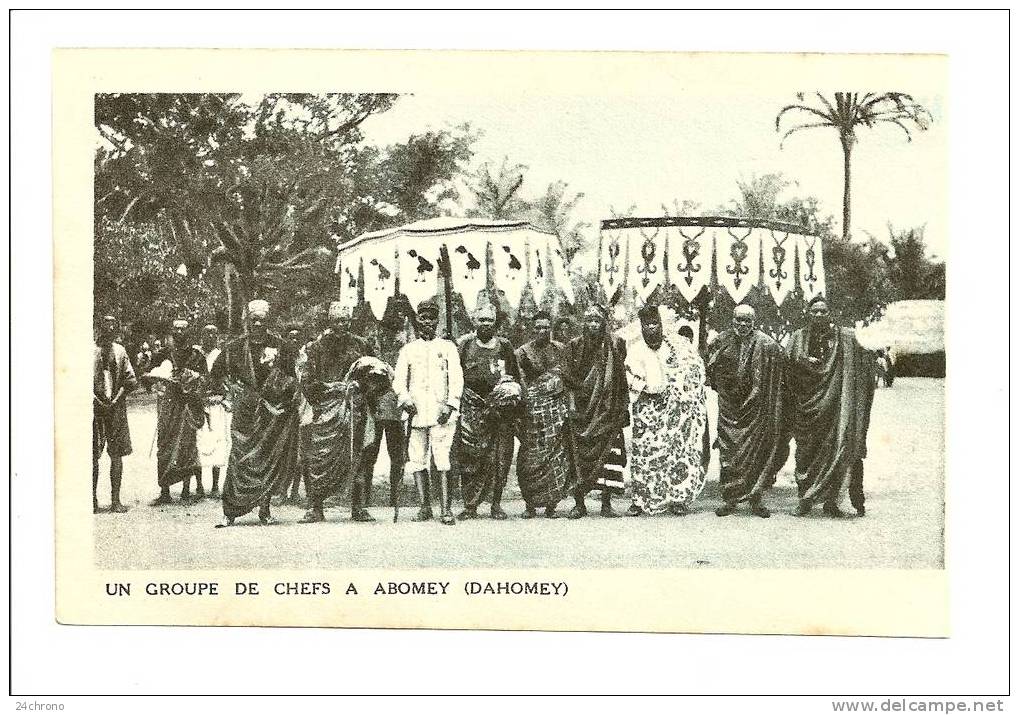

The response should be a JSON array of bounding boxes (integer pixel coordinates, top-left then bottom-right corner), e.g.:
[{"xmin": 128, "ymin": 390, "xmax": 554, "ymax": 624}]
[
  {"xmin": 626, "ymin": 333, "xmax": 708, "ymax": 513},
  {"xmin": 453, "ymin": 335, "xmax": 521, "ymax": 508},
  {"xmin": 515, "ymin": 338, "xmax": 571, "ymax": 508},
  {"xmin": 706, "ymin": 329, "xmax": 789, "ymax": 504},
  {"xmin": 784, "ymin": 326, "xmax": 876, "ymax": 506}
]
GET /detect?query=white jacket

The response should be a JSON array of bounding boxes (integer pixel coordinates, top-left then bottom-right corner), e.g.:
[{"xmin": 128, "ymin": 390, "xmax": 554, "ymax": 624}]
[{"xmin": 393, "ymin": 338, "xmax": 463, "ymax": 428}]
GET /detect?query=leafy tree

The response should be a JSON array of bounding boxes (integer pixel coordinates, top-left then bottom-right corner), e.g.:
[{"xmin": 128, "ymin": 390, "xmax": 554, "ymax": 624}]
[
  {"xmin": 95, "ymin": 93, "xmax": 399, "ymax": 331},
  {"xmin": 367, "ymin": 124, "xmax": 476, "ymax": 222},
  {"xmin": 776, "ymin": 92, "xmax": 932, "ymax": 241},
  {"xmin": 528, "ymin": 180, "xmax": 589, "ymax": 264},
  {"xmin": 728, "ymin": 174, "xmax": 792, "ymax": 219},
  {"xmin": 95, "ymin": 94, "xmax": 478, "ymax": 334},
  {"xmin": 662, "ymin": 199, "xmax": 702, "ymax": 217},
  {"xmin": 94, "ymin": 217, "xmax": 226, "ymax": 337},
  {"xmin": 466, "ymin": 157, "xmax": 528, "ymax": 220},
  {"xmin": 885, "ymin": 225, "xmax": 946, "ymax": 300}
]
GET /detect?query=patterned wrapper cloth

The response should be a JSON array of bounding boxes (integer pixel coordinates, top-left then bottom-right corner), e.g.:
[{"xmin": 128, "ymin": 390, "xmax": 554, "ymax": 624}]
[
  {"xmin": 454, "ymin": 385, "xmax": 519, "ymax": 508},
  {"xmin": 516, "ymin": 371, "xmax": 571, "ymax": 508},
  {"xmin": 628, "ymin": 335, "xmax": 709, "ymax": 514}
]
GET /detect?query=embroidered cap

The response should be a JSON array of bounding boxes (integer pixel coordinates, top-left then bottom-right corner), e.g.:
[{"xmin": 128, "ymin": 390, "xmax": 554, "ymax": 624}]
[{"xmin": 247, "ymin": 300, "xmax": 270, "ymax": 319}]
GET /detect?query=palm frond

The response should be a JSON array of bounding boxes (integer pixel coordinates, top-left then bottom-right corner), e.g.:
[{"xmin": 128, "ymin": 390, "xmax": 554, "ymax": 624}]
[
  {"xmin": 775, "ymin": 103, "xmax": 834, "ymax": 130},
  {"xmin": 778, "ymin": 121, "xmax": 836, "ymax": 148},
  {"xmin": 814, "ymin": 93, "xmax": 838, "ymax": 117},
  {"xmin": 877, "ymin": 117, "xmax": 915, "ymax": 142}
]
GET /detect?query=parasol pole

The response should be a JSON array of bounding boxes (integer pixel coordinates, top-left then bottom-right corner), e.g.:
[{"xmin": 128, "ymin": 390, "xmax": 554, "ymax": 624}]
[{"xmin": 439, "ymin": 244, "xmax": 454, "ymax": 340}]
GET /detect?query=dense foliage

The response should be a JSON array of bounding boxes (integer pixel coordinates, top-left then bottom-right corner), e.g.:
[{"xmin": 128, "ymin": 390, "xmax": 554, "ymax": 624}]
[{"xmin": 96, "ymin": 95, "xmax": 943, "ymax": 349}]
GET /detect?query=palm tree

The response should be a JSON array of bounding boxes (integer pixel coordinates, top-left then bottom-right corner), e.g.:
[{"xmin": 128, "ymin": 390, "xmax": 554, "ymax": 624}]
[{"xmin": 776, "ymin": 92, "xmax": 932, "ymax": 241}]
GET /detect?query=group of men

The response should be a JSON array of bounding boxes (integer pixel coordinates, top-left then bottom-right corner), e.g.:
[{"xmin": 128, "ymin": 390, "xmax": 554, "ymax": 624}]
[{"xmin": 92, "ymin": 291, "xmax": 876, "ymax": 526}]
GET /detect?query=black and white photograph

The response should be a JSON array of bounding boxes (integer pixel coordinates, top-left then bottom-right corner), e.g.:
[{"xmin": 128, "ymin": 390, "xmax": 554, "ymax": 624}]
[
  {"xmin": 10, "ymin": 7, "xmax": 1012, "ymax": 704},
  {"xmin": 85, "ymin": 84, "xmax": 946, "ymax": 575}
]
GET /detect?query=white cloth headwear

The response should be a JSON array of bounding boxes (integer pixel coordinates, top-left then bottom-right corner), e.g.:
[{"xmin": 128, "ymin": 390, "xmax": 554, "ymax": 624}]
[
  {"xmin": 473, "ymin": 302, "xmax": 497, "ymax": 320},
  {"xmin": 247, "ymin": 300, "xmax": 270, "ymax": 318},
  {"xmin": 172, "ymin": 319, "xmax": 189, "ymax": 329},
  {"xmin": 328, "ymin": 301, "xmax": 352, "ymax": 320}
]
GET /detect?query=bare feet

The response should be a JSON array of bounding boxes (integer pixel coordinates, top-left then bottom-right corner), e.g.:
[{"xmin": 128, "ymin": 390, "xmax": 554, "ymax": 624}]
[
  {"xmin": 352, "ymin": 508, "xmax": 376, "ymax": 523},
  {"xmin": 110, "ymin": 503, "xmax": 129, "ymax": 514},
  {"xmin": 600, "ymin": 503, "xmax": 620, "ymax": 518},
  {"xmin": 822, "ymin": 503, "xmax": 849, "ymax": 518},
  {"xmin": 715, "ymin": 503, "xmax": 737, "ymax": 517},
  {"xmin": 412, "ymin": 507, "xmax": 433, "ymax": 522},
  {"xmin": 299, "ymin": 508, "xmax": 325, "ymax": 524},
  {"xmin": 490, "ymin": 505, "xmax": 508, "ymax": 520}
]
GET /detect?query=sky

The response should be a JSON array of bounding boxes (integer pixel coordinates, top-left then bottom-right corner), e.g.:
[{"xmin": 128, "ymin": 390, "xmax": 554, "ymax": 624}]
[{"xmin": 360, "ymin": 91, "xmax": 947, "ymax": 259}]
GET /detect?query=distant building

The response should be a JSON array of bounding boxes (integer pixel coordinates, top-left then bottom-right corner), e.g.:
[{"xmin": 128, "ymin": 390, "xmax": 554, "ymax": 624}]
[{"xmin": 857, "ymin": 300, "xmax": 945, "ymax": 377}]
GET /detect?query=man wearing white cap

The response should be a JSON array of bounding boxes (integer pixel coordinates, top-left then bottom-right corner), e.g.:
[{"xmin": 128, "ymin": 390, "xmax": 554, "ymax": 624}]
[
  {"xmin": 147, "ymin": 318, "xmax": 208, "ymax": 505},
  {"xmin": 393, "ymin": 297, "xmax": 463, "ymax": 525},
  {"xmin": 298, "ymin": 301, "xmax": 378, "ymax": 523},
  {"xmin": 217, "ymin": 299, "xmax": 301, "ymax": 526}
]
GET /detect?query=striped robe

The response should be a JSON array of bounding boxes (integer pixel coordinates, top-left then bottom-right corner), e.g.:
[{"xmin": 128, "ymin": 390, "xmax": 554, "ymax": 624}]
[{"xmin": 562, "ymin": 331, "xmax": 630, "ymax": 496}]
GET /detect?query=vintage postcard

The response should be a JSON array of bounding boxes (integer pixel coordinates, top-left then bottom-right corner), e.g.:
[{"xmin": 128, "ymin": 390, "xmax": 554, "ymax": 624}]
[{"xmin": 54, "ymin": 48, "xmax": 947, "ymax": 634}]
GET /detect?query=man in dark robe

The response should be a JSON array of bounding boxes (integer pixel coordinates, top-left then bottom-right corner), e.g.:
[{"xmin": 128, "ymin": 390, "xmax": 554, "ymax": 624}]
[
  {"xmin": 562, "ymin": 304, "xmax": 630, "ymax": 519},
  {"xmin": 93, "ymin": 315, "xmax": 138, "ymax": 513},
  {"xmin": 278, "ymin": 323, "xmax": 311, "ymax": 504},
  {"xmin": 785, "ymin": 295, "xmax": 876, "ymax": 518},
  {"xmin": 298, "ymin": 302, "xmax": 378, "ymax": 523},
  {"xmin": 361, "ymin": 300, "xmax": 408, "ymax": 508},
  {"xmin": 148, "ymin": 319, "xmax": 208, "ymax": 505},
  {"xmin": 706, "ymin": 304, "xmax": 788, "ymax": 518},
  {"xmin": 216, "ymin": 300, "xmax": 301, "ymax": 526},
  {"xmin": 453, "ymin": 302, "xmax": 522, "ymax": 520},
  {"xmin": 515, "ymin": 310, "xmax": 570, "ymax": 518}
]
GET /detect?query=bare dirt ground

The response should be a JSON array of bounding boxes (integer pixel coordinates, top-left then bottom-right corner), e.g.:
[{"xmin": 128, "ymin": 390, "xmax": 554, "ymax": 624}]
[{"xmin": 93, "ymin": 378, "xmax": 944, "ymax": 570}]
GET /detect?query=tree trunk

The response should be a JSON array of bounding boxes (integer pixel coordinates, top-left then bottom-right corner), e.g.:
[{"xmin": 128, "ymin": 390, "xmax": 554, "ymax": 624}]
[{"xmin": 841, "ymin": 134, "xmax": 852, "ymax": 241}]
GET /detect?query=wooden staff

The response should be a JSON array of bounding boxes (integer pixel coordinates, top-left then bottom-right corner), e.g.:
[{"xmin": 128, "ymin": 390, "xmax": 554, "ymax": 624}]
[{"xmin": 439, "ymin": 244, "xmax": 454, "ymax": 340}]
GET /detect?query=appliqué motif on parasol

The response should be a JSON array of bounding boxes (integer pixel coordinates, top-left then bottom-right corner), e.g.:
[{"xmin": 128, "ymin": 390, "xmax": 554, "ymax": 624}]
[{"xmin": 675, "ymin": 227, "xmax": 705, "ymax": 287}]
